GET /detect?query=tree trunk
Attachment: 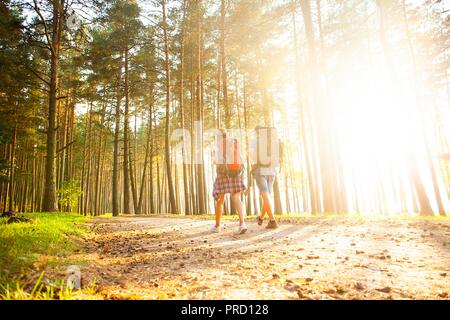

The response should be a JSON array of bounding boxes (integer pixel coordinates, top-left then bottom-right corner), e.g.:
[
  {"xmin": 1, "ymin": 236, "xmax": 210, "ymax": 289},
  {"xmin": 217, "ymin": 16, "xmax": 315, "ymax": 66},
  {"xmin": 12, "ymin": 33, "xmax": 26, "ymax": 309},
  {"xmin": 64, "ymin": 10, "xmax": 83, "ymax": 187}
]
[
  {"xmin": 376, "ymin": 0, "xmax": 434, "ymax": 216},
  {"xmin": 7, "ymin": 125, "xmax": 17, "ymax": 212},
  {"xmin": 112, "ymin": 51, "xmax": 123, "ymax": 216},
  {"xmin": 123, "ymin": 47, "xmax": 131, "ymax": 214},
  {"xmin": 243, "ymin": 77, "xmax": 252, "ymax": 215},
  {"xmin": 402, "ymin": 0, "xmax": 445, "ymax": 216},
  {"xmin": 129, "ymin": 124, "xmax": 139, "ymax": 214},
  {"xmin": 190, "ymin": 73, "xmax": 197, "ymax": 214},
  {"xmin": 195, "ymin": 1, "xmax": 206, "ymax": 214},
  {"xmin": 162, "ymin": 0, "xmax": 178, "ymax": 214},
  {"xmin": 180, "ymin": 0, "xmax": 190, "ymax": 214},
  {"xmin": 137, "ymin": 117, "xmax": 151, "ymax": 214},
  {"xmin": 83, "ymin": 102, "xmax": 93, "ymax": 215},
  {"xmin": 220, "ymin": 0, "xmax": 230, "ymax": 128},
  {"xmin": 299, "ymin": 0, "xmax": 335, "ymax": 213},
  {"xmin": 43, "ymin": 0, "xmax": 65, "ymax": 212},
  {"xmin": 292, "ymin": 3, "xmax": 317, "ymax": 213},
  {"xmin": 94, "ymin": 103, "xmax": 106, "ymax": 216}
]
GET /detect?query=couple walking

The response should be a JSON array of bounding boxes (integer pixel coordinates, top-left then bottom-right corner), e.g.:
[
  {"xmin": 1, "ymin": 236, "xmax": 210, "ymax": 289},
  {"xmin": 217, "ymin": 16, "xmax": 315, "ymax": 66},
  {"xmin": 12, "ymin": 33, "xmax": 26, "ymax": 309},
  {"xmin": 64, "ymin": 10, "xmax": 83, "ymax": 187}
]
[{"xmin": 212, "ymin": 126, "xmax": 282, "ymax": 234}]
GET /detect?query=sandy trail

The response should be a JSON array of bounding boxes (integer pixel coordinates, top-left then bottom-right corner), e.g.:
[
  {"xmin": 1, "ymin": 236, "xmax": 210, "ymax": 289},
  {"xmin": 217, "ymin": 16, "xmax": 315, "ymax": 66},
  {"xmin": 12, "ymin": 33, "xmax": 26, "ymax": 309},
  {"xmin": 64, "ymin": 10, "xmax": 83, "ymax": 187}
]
[{"xmin": 76, "ymin": 216, "xmax": 450, "ymax": 299}]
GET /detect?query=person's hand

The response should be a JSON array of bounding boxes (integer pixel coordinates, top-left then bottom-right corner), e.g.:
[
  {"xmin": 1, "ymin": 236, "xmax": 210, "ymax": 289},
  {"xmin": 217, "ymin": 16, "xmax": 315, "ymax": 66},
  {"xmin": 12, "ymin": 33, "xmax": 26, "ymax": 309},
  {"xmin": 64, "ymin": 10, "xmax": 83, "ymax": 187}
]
[{"xmin": 244, "ymin": 188, "xmax": 250, "ymax": 197}]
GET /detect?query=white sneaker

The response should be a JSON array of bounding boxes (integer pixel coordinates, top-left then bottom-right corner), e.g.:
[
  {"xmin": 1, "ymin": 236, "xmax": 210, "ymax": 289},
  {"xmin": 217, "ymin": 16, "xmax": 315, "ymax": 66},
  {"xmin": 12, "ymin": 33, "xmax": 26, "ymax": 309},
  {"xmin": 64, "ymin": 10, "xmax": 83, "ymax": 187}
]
[
  {"xmin": 238, "ymin": 224, "xmax": 248, "ymax": 234},
  {"xmin": 211, "ymin": 225, "xmax": 222, "ymax": 233}
]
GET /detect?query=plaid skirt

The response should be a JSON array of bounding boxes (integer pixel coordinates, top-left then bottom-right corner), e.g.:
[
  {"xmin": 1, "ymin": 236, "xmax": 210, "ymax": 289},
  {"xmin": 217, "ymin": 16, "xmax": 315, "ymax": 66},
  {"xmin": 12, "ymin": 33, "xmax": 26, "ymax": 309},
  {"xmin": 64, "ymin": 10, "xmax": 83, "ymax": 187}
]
[{"xmin": 212, "ymin": 175, "xmax": 247, "ymax": 201}]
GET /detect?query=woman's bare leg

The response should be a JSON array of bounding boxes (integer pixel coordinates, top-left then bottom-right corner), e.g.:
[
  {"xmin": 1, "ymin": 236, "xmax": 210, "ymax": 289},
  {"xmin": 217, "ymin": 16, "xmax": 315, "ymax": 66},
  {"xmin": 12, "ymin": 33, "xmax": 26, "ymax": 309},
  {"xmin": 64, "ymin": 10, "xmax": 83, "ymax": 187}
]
[
  {"xmin": 232, "ymin": 193, "xmax": 246, "ymax": 225},
  {"xmin": 215, "ymin": 194, "xmax": 226, "ymax": 227}
]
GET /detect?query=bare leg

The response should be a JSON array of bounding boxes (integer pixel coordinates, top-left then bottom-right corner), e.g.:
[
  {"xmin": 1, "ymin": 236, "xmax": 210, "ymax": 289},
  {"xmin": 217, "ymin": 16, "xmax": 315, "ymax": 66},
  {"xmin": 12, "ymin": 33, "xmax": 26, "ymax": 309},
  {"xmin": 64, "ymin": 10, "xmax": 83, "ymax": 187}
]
[
  {"xmin": 232, "ymin": 193, "xmax": 246, "ymax": 225},
  {"xmin": 261, "ymin": 192, "xmax": 275, "ymax": 221},
  {"xmin": 215, "ymin": 194, "xmax": 226, "ymax": 227},
  {"xmin": 259, "ymin": 195, "xmax": 267, "ymax": 220}
]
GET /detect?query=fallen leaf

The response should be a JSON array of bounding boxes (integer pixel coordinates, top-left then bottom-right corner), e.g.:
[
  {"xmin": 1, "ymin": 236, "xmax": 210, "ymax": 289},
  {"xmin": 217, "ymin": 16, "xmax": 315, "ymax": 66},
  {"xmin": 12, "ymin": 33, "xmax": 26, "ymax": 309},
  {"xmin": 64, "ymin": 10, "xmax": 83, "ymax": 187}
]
[
  {"xmin": 354, "ymin": 282, "xmax": 365, "ymax": 291},
  {"xmin": 377, "ymin": 287, "xmax": 391, "ymax": 293}
]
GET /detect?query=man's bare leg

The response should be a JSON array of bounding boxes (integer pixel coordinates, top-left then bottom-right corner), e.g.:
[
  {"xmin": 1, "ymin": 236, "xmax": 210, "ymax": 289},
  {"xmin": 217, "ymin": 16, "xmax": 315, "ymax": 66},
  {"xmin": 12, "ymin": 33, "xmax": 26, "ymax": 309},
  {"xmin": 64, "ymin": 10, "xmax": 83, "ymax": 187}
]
[
  {"xmin": 261, "ymin": 192, "xmax": 275, "ymax": 221},
  {"xmin": 259, "ymin": 195, "xmax": 267, "ymax": 220}
]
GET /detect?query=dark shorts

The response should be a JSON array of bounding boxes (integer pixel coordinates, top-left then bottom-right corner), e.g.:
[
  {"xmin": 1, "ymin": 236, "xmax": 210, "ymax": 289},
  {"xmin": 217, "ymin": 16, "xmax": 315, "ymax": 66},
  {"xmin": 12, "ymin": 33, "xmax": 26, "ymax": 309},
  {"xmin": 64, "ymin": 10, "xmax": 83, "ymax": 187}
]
[{"xmin": 254, "ymin": 174, "xmax": 275, "ymax": 194}]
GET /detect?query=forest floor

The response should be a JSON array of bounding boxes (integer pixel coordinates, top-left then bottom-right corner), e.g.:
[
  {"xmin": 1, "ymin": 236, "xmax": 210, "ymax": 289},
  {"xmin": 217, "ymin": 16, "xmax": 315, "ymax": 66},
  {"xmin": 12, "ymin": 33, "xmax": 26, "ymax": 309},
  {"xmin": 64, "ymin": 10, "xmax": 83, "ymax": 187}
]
[{"xmin": 73, "ymin": 215, "xmax": 450, "ymax": 300}]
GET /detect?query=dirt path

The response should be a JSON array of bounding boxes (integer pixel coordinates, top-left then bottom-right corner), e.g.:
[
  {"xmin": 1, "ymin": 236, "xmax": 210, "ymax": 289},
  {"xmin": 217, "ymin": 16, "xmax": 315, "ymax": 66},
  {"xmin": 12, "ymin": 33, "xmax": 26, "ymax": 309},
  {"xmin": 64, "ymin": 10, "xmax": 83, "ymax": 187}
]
[{"xmin": 76, "ymin": 216, "xmax": 450, "ymax": 300}]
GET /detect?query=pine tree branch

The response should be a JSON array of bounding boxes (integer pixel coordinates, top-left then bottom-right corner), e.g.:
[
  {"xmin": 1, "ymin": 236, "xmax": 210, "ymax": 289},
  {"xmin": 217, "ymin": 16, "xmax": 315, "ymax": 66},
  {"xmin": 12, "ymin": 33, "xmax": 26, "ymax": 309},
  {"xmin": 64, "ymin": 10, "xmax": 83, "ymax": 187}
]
[{"xmin": 32, "ymin": 0, "xmax": 55, "ymax": 56}]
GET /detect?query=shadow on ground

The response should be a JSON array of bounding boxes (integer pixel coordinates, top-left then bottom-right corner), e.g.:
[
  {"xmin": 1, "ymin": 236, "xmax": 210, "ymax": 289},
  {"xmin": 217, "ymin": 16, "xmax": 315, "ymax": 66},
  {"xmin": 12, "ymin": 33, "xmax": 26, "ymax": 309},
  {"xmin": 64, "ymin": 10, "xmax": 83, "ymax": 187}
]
[{"xmin": 72, "ymin": 216, "xmax": 450, "ymax": 300}]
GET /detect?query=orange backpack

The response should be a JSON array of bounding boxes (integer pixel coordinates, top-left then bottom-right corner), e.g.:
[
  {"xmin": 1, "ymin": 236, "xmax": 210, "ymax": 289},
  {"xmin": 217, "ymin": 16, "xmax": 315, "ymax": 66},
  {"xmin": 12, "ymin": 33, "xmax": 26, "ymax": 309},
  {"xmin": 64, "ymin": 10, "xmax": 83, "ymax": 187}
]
[{"xmin": 217, "ymin": 137, "xmax": 243, "ymax": 177}]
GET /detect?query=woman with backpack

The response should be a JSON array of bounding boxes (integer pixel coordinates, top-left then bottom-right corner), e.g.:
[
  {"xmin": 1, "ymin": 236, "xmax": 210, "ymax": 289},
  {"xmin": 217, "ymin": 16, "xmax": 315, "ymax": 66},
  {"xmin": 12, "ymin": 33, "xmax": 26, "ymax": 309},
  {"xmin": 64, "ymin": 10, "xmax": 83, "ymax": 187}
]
[{"xmin": 212, "ymin": 129, "xmax": 248, "ymax": 234}]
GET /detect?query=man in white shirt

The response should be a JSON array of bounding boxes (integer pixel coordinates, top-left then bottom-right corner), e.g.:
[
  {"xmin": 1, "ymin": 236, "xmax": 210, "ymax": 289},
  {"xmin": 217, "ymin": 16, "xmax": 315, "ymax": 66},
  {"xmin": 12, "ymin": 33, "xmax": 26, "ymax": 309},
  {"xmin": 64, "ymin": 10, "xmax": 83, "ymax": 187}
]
[{"xmin": 249, "ymin": 126, "xmax": 280, "ymax": 229}]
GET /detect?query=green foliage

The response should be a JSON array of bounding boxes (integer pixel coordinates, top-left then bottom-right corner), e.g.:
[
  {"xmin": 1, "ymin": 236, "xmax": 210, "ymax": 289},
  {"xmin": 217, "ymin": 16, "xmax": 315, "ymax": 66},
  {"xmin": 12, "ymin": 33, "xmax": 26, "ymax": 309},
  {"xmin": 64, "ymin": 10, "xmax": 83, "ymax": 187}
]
[
  {"xmin": 0, "ymin": 1, "xmax": 41, "ymax": 144},
  {"xmin": 0, "ymin": 159, "xmax": 8, "ymax": 183},
  {"xmin": 58, "ymin": 180, "xmax": 83, "ymax": 211}
]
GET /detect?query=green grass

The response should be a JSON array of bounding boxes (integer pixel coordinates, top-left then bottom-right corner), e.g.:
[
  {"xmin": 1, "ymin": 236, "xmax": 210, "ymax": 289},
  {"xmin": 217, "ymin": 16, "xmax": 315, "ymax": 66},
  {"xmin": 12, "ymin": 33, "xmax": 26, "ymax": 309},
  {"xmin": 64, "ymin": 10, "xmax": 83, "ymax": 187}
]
[
  {"xmin": 0, "ymin": 212, "xmax": 89, "ymax": 296},
  {"xmin": 0, "ymin": 271, "xmax": 98, "ymax": 300}
]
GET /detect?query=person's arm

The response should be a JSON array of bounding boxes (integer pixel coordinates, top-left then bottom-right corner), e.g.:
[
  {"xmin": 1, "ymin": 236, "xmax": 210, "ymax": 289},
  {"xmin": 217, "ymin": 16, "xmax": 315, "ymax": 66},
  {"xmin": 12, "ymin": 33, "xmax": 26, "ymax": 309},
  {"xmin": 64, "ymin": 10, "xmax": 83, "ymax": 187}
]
[
  {"xmin": 212, "ymin": 143, "xmax": 217, "ymax": 165},
  {"xmin": 213, "ymin": 138, "xmax": 222, "ymax": 165}
]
